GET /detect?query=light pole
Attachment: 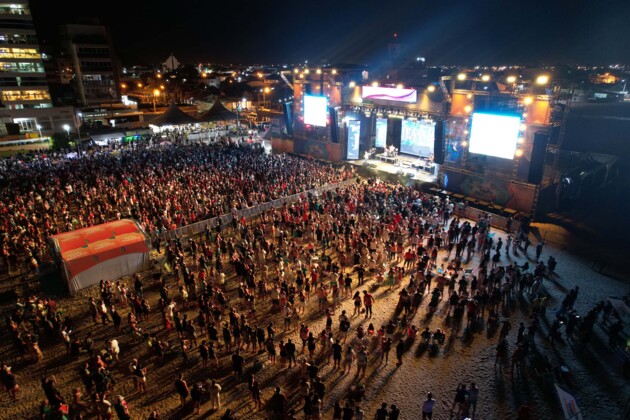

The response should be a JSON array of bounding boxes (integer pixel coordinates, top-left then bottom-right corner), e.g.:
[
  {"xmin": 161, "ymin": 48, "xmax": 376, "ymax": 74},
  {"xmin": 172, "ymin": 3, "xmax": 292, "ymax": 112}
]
[
  {"xmin": 76, "ymin": 112, "xmax": 83, "ymax": 157},
  {"xmin": 153, "ymin": 89, "xmax": 160, "ymax": 112},
  {"xmin": 263, "ymin": 87, "xmax": 270, "ymax": 109},
  {"xmin": 63, "ymin": 124, "xmax": 71, "ymax": 152}
]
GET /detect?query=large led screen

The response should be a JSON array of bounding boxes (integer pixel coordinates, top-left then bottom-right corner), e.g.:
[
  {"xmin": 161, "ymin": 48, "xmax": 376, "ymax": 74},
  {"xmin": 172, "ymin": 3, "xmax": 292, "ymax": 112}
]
[
  {"xmin": 303, "ymin": 95, "xmax": 328, "ymax": 127},
  {"xmin": 347, "ymin": 120, "xmax": 361, "ymax": 159},
  {"xmin": 375, "ymin": 118, "xmax": 387, "ymax": 148},
  {"xmin": 469, "ymin": 113, "xmax": 520, "ymax": 160},
  {"xmin": 400, "ymin": 119, "xmax": 435, "ymax": 156},
  {"xmin": 361, "ymin": 86, "xmax": 417, "ymax": 103}
]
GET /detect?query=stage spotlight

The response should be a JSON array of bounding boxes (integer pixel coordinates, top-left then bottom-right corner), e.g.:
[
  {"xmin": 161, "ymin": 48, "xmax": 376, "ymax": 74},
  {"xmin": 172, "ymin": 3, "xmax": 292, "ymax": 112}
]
[
  {"xmin": 515, "ymin": 149, "xmax": 524, "ymax": 157},
  {"xmin": 316, "ymin": 69, "xmax": 322, "ymax": 74},
  {"xmin": 481, "ymin": 74, "xmax": 490, "ymax": 82},
  {"xmin": 372, "ymin": 81, "xmax": 379, "ymax": 87},
  {"xmin": 348, "ymin": 81, "xmax": 356, "ymax": 88},
  {"xmin": 294, "ymin": 68, "xmax": 299, "ymax": 74},
  {"xmin": 536, "ymin": 75, "xmax": 549, "ymax": 85},
  {"xmin": 523, "ymin": 97, "xmax": 533, "ymax": 105},
  {"xmin": 464, "ymin": 105, "xmax": 472, "ymax": 113},
  {"xmin": 457, "ymin": 73, "xmax": 466, "ymax": 81},
  {"xmin": 427, "ymin": 85, "xmax": 436, "ymax": 92},
  {"xmin": 461, "ymin": 140, "xmax": 468, "ymax": 147},
  {"xmin": 304, "ymin": 69, "xmax": 310, "ymax": 74},
  {"xmin": 396, "ymin": 83, "xmax": 403, "ymax": 89},
  {"xmin": 507, "ymin": 75, "xmax": 516, "ymax": 83},
  {"xmin": 520, "ymin": 123, "xmax": 527, "ymax": 131}
]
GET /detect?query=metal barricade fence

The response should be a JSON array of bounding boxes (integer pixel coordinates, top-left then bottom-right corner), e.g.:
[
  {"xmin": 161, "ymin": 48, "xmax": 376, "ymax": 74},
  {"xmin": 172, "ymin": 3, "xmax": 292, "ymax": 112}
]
[
  {"xmin": 160, "ymin": 178, "xmax": 358, "ymax": 241},
  {"xmin": 453, "ymin": 206, "xmax": 522, "ymax": 233}
]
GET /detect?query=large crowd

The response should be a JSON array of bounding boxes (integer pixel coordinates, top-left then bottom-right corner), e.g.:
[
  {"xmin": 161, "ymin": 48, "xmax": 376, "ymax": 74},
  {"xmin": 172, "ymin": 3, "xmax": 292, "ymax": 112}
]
[
  {"xmin": 0, "ymin": 137, "xmax": 352, "ymax": 275},
  {"xmin": 0, "ymin": 141, "xmax": 626, "ymax": 420}
]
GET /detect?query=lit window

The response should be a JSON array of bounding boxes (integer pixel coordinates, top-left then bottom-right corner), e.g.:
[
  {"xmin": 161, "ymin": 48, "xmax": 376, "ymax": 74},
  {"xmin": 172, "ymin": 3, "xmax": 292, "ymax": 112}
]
[
  {"xmin": 0, "ymin": 48, "xmax": 40, "ymax": 59},
  {"xmin": 1, "ymin": 89, "xmax": 51, "ymax": 102}
]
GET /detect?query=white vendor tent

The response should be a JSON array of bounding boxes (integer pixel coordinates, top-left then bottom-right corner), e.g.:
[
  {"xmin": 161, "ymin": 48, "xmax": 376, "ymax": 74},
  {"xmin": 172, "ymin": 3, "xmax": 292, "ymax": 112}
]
[{"xmin": 49, "ymin": 219, "xmax": 151, "ymax": 294}]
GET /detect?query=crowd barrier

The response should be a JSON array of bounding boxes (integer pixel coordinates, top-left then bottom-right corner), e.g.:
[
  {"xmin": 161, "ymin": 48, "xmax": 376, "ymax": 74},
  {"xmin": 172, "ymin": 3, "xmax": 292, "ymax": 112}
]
[
  {"xmin": 160, "ymin": 178, "xmax": 525, "ymax": 243},
  {"xmin": 160, "ymin": 178, "xmax": 358, "ymax": 241},
  {"xmin": 453, "ymin": 205, "xmax": 523, "ymax": 234}
]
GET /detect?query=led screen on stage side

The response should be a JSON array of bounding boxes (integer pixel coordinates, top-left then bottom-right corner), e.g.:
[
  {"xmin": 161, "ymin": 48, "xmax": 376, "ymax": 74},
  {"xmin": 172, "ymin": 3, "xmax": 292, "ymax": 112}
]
[
  {"xmin": 469, "ymin": 113, "xmax": 520, "ymax": 160},
  {"xmin": 375, "ymin": 118, "xmax": 387, "ymax": 148},
  {"xmin": 400, "ymin": 119, "xmax": 435, "ymax": 156},
  {"xmin": 347, "ymin": 120, "xmax": 361, "ymax": 159},
  {"xmin": 303, "ymin": 95, "xmax": 328, "ymax": 127}
]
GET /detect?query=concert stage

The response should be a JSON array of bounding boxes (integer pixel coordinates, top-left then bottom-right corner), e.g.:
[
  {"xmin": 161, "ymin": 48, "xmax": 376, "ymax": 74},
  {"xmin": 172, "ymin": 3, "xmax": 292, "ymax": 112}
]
[{"xmin": 346, "ymin": 155, "xmax": 438, "ymax": 185}]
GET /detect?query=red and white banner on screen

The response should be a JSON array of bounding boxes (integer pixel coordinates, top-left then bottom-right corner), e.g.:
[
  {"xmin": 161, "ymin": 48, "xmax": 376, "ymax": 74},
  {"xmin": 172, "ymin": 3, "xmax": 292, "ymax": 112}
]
[{"xmin": 361, "ymin": 86, "xmax": 417, "ymax": 103}]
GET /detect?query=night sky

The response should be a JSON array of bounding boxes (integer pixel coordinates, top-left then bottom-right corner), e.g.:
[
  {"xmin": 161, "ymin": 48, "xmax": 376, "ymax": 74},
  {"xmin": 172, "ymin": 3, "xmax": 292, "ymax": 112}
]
[{"xmin": 30, "ymin": 0, "xmax": 630, "ymax": 66}]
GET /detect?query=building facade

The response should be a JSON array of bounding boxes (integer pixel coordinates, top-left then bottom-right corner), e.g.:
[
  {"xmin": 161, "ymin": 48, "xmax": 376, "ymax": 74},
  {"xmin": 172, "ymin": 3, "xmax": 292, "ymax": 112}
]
[
  {"xmin": 62, "ymin": 21, "xmax": 121, "ymax": 107},
  {"xmin": 0, "ymin": 0, "xmax": 52, "ymax": 116}
]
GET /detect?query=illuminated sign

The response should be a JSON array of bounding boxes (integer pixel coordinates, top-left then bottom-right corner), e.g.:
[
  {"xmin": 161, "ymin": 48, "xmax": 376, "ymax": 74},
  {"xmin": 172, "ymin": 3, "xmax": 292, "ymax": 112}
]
[{"xmin": 361, "ymin": 86, "xmax": 417, "ymax": 103}]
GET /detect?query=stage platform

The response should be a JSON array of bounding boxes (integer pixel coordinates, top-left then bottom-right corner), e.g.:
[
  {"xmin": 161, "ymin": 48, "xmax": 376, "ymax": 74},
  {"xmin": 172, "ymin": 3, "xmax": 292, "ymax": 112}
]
[{"xmin": 346, "ymin": 155, "xmax": 438, "ymax": 184}]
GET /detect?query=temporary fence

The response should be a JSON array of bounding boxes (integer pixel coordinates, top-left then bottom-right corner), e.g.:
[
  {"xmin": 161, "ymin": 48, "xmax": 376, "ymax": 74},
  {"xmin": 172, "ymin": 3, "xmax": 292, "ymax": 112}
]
[
  {"xmin": 160, "ymin": 178, "xmax": 358, "ymax": 242},
  {"xmin": 452, "ymin": 205, "xmax": 523, "ymax": 234}
]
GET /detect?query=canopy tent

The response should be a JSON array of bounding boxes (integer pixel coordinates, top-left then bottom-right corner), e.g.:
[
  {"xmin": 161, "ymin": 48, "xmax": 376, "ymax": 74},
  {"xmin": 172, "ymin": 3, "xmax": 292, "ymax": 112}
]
[
  {"xmin": 149, "ymin": 101, "xmax": 200, "ymax": 126},
  {"xmin": 198, "ymin": 99, "xmax": 238, "ymax": 122},
  {"xmin": 49, "ymin": 219, "xmax": 151, "ymax": 294},
  {"xmin": 83, "ymin": 126, "xmax": 125, "ymax": 145}
]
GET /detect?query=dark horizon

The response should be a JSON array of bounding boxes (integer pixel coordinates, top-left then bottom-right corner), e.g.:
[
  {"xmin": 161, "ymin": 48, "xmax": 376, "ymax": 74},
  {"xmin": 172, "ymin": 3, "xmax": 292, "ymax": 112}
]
[{"xmin": 30, "ymin": 0, "xmax": 630, "ymax": 67}]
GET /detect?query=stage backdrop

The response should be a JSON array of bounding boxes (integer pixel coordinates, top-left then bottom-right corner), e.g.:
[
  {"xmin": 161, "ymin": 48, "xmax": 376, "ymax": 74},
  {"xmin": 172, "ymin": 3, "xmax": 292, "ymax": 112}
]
[{"xmin": 443, "ymin": 169, "xmax": 536, "ymax": 213}]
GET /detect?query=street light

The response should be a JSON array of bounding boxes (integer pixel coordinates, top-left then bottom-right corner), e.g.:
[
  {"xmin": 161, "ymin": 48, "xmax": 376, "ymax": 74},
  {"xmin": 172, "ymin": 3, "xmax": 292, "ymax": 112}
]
[
  {"xmin": 536, "ymin": 75, "xmax": 549, "ymax": 85},
  {"xmin": 153, "ymin": 89, "xmax": 160, "ymax": 112},
  {"xmin": 263, "ymin": 87, "xmax": 271, "ymax": 108},
  {"xmin": 63, "ymin": 124, "xmax": 70, "ymax": 136}
]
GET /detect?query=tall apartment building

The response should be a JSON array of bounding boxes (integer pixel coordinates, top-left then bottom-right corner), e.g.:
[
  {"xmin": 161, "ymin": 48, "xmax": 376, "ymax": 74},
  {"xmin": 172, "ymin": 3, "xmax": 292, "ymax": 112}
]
[
  {"xmin": 0, "ymin": 0, "xmax": 52, "ymax": 122},
  {"xmin": 62, "ymin": 21, "xmax": 121, "ymax": 107}
]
